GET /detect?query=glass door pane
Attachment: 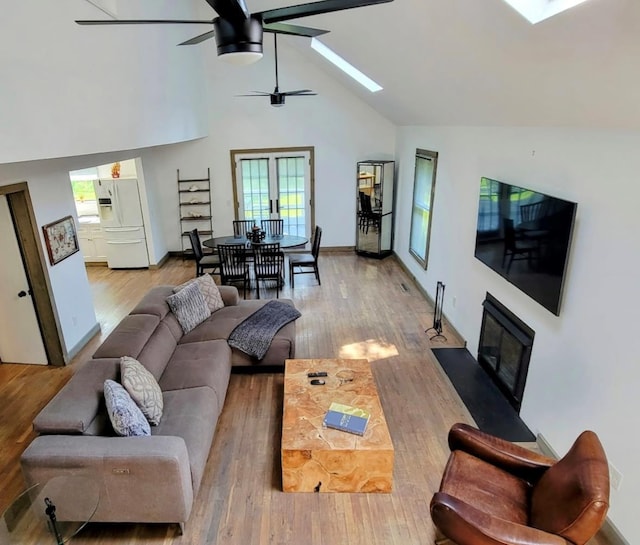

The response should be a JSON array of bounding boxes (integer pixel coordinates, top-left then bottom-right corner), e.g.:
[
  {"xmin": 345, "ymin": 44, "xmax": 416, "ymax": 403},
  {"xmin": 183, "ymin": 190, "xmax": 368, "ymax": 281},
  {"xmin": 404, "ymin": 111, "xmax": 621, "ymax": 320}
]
[
  {"xmin": 276, "ymin": 156, "xmax": 306, "ymax": 236},
  {"xmin": 239, "ymin": 158, "xmax": 270, "ymax": 224},
  {"xmin": 498, "ymin": 331, "xmax": 523, "ymax": 394}
]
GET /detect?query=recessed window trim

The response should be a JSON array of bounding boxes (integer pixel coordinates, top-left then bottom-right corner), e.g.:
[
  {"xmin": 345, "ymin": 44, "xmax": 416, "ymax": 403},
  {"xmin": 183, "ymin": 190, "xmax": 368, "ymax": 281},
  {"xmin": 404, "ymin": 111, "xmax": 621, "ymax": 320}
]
[{"xmin": 409, "ymin": 149, "xmax": 438, "ymax": 269}]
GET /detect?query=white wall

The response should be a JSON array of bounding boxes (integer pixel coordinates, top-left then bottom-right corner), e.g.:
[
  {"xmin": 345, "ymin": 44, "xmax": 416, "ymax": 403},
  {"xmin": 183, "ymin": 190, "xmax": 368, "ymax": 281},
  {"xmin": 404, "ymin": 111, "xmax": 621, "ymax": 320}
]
[
  {"xmin": 395, "ymin": 125, "xmax": 640, "ymax": 542},
  {"xmin": 0, "ymin": 145, "xmax": 173, "ymax": 354},
  {"xmin": 0, "ymin": 0, "xmax": 208, "ymax": 164},
  {"xmin": 138, "ymin": 40, "xmax": 396, "ymax": 249},
  {"xmin": 0, "ymin": 35, "xmax": 395, "ymax": 355},
  {"xmin": 0, "ymin": 162, "xmax": 97, "ymax": 355}
]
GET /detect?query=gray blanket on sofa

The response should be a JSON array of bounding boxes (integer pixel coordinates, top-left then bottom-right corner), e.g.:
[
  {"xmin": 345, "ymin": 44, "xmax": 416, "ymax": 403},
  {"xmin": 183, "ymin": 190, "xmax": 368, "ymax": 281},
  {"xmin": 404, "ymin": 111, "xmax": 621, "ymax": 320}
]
[{"xmin": 228, "ymin": 300, "xmax": 301, "ymax": 360}]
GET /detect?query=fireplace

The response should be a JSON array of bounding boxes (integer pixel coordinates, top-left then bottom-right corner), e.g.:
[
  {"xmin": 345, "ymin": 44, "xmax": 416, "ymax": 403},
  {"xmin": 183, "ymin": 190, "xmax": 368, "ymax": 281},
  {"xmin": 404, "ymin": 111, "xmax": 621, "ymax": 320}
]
[{"xmin": 478, "ymin": 293, "xmax": 534, "ymax": 412}]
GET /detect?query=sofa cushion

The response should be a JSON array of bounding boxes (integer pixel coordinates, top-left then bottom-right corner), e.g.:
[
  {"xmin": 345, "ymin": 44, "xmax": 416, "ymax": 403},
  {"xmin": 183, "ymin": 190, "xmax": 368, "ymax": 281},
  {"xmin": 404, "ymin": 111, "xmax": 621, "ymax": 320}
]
[
  {"xmin": 130, "ymin": 285, "xmax": 238, "ymax": 315},
  {"xmin": 135, "ymin": 321, "xmax": 178, "ymax": 380},
  {"xmin": 180, "ymin": 300, "xmax": 296, "ymax": 366},
  {"xmin": 104, "ymin": 380, "xmax": 151, "ymax": 437},
  {"xmin": 158, "ymin": 340, "xmax": 232, "ymax": 414},
  {"xmin": 180, "ymin": 299, "xmax": 295, "ymax": 343},
  {"xmin": 175, "ymin": 275, "xmax": 224, "ymax": 314},
  {"xmin": 218, "ymin": 285, "xmax": 240, "ymax": 306},
  {"xmin": 129, "ymin": 286, "xmax": 174, "ymax": 319},
  {"xmin": 94, "ymin": 314, "xmax": 160, "ymax": 360},
  {"xmin": 121, "ymin": 356, "xmax": 164, "ymax": 425},
  {"xmin": 152, "ymin": 387, "xmax": 219, "ymax": 493},
  {"xmin": 33, "ymin": 359, "xmax": 120, "ymax": 434},
  {"xmin": 166, "ymin": 282, "xmax": 211, "ymax": 334}
]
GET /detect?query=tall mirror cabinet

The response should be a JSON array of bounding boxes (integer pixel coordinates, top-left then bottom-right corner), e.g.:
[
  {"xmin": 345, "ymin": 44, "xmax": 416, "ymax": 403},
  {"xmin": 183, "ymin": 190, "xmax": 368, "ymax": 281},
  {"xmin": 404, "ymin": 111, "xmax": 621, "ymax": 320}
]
[{"xmin": 356, "ymin": 160, "xmax": 395, "ymax": 258}]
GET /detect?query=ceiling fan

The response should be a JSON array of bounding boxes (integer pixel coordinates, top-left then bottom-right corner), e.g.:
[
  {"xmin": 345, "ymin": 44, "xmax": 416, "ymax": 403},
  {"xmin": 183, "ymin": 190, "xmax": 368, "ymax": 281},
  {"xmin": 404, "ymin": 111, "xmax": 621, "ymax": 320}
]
[
  {"xmin": 76, "ymin": 0, "xmax": 394, "ymax": 65},
  {"xmin": 238, "ymin": 34, "xmax": 316, "ymax": 106}
]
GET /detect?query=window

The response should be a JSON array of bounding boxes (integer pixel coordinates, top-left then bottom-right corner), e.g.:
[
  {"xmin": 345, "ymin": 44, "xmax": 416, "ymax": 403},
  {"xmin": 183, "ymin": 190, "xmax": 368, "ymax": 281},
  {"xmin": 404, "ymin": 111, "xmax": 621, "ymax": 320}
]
[
  {"xmin": 70, "ymin": 179, "xmax": 99, "ymax": 217},
  {"xmin": 409, "ymin": 149, "xmax": 438, "ymax": 268}
]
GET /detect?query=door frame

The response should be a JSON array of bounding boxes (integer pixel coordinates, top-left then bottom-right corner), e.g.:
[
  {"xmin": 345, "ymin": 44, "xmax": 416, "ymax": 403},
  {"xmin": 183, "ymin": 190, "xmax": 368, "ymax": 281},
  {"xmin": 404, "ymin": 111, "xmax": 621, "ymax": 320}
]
[
  {"xmin": 0, "ymin": 182, "xmax": 66, "ymax": 366},
  {"xmin": 229, "ymin": 146, "xmax": 315, "ymax": 233}
]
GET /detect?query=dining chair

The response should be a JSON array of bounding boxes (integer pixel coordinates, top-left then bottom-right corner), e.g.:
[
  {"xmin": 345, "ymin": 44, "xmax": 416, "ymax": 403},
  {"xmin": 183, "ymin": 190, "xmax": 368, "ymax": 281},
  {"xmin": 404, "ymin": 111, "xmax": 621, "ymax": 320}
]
[
  {"xmin": 289, "ymin": 226, "xmax": 322, "ymax": 288},
  {"xmin": 253, "ymin": 242, "xmax": 284, "ymax": 299},
  {"xmin": 232, "ymin": 220, "xmax": 254, "ymax": 238},
  {"xmin": 520, "ymin": 201, "xmax": 548, "ymax": 223},
  {"xmin": 188, "ymin": 229, "xmax": 221, "ymax": 277},
  {"xmin": 502, "ymin": 218, "xmax": 538, "ymax": 273},
  {"xmin": 261, "ymin": 219, "xmax": 284, "ymax": 236},
  {"xmin": 218, "ymin": 243, "xmax": 250, "ymax": 298},
  {"xmin": 359, "ymin": 193, "xmax": 380, "ymax": 234}
]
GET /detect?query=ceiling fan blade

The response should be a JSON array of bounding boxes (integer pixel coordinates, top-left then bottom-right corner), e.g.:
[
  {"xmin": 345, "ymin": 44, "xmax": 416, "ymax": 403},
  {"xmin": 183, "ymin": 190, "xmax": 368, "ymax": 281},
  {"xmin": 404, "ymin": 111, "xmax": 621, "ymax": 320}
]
[
  {"xmin": 263, "ymin": 22, "xmax": 328, "ymax": 38},
  {"xmin": 179, "ymin": 30, "xmax": 216, "ymax": 46},
  {"xmin": 75, "ymin": 19, "xmax": 213, "ymax": 25},
  {"xmin": 282, "ymin": 90, "xmax": 316, "ymax": 95},
  {"xmin": 237, "ymin": 92, "xmax": 272, "ymax": 96},
  {"xmin": 206, "ymin": 0, "xmax": 249, "ymax": 22},
  {"xmin": 260, "ymin": 0, "xmax": 393, "ymax": 24}
]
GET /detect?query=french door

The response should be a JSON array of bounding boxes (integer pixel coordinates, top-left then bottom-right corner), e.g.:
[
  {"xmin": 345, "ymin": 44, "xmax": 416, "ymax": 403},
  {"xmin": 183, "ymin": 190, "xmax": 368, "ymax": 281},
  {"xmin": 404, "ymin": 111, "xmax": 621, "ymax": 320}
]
[{"xmin": 231, "ymin": 148, "xmax": 314, "ymax": 238}]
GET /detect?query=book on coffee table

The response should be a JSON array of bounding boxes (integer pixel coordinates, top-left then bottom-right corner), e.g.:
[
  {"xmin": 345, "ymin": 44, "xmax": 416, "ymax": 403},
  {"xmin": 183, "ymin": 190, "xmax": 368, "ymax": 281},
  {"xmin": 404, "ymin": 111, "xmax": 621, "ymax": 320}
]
[{"xmin": 323, "ymin": 402, "xmax": 370, "ymax": 436}]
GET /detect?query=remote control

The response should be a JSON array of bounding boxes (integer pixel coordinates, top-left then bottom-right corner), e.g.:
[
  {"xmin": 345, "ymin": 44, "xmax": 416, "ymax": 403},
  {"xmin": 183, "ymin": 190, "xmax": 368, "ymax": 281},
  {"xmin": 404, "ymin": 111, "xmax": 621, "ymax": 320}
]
[{"xmin": 307, "ymin": 372, "xmax": 328, "ymax": 378}]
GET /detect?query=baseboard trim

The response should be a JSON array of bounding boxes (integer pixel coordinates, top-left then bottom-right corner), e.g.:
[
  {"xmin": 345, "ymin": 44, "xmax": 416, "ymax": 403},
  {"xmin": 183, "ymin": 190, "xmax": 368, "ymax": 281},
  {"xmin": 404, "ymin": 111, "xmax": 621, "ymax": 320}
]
[
  {"xmin": 64, "ymin": 323, "xmax": 101, "ymax": 364},
  {"xmin": 392, "ymin": 252, "xmax": 467, "ymax": 346},
  {"xmin": 537, "ymin": 433, "xmax": 629, "ymax": 545},
  {"xmin": 149, "ymin": 252, "xmax": 170, "ymax": 270}
]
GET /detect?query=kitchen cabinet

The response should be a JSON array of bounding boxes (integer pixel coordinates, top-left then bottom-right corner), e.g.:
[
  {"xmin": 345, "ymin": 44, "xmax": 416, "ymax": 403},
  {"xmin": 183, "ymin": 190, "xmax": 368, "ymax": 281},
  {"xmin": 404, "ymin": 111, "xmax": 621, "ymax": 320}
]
[{"xmin": 78, "ymin": 223, "xmax": 107, "ymax": 263}]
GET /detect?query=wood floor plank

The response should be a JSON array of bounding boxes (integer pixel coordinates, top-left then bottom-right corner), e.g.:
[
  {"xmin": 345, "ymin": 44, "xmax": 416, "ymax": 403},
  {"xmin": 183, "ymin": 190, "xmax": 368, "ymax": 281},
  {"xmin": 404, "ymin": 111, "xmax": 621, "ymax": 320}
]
[{"xmin": 0, "ymin": 253, "xmax": 614, "ymax": 545}]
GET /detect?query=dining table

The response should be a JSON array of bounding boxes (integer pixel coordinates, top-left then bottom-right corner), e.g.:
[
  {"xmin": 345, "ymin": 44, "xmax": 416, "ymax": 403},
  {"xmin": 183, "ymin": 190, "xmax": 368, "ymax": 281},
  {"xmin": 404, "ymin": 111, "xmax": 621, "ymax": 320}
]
[{"xmin": 202, "ymin": 234, "xmax": 308, "ymax": 250}]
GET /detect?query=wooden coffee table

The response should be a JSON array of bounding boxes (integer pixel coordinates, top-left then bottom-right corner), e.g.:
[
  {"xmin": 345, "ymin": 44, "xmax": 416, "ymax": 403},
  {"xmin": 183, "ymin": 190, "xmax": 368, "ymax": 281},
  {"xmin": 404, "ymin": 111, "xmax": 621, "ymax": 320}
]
[{"xmin": 281, "ymin": 358, "xmax": 394, "ymax": 493}]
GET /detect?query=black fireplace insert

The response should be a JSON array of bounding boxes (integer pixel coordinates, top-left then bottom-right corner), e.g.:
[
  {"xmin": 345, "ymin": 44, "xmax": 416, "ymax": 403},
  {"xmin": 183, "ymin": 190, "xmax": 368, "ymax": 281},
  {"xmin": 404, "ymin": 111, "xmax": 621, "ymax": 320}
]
[{"xmin": 478, "ymin": 293, "xmax": 534, "ymax": 412}]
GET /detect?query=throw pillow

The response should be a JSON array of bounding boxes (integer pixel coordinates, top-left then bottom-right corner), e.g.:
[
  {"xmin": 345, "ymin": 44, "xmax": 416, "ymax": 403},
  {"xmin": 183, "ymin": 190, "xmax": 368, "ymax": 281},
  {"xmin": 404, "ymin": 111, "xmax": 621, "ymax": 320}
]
[
  {"xmin": 103, "ymin": 379, "xmax": 151, "ymax": 437},
  {"xmin": 120, "ymin": 356, "xmax": 164, "ymax": 425},
  {"xmin": 166, "ymin": 281, "xmax": 211, "ymax": 333},
  {"xmin": 174, "ymin": 274, "xmax": 224, "ymax": 313}
]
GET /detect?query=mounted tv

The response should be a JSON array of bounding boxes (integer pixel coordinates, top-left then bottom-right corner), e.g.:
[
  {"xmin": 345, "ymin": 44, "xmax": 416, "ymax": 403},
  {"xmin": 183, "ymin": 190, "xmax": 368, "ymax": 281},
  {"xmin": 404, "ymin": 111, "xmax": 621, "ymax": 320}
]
[{"xmin": 474, "ymin": 177, "xmax": 577, "ymax": 315}]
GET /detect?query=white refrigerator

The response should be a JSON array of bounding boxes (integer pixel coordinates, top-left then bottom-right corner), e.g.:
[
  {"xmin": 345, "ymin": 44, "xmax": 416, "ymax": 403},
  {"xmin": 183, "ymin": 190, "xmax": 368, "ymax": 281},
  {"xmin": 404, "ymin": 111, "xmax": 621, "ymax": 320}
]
[{"xmin": 94, "ymin": 178, "xmax": 149, "ymax": 268}]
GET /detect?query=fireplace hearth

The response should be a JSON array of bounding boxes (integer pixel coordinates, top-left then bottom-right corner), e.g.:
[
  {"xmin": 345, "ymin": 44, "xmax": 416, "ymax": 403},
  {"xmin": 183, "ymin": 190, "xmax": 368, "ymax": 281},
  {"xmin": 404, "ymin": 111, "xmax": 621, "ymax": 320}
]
[{"xmin": 478, "ymin": 293, "xmax": 534, "ymax": 412}]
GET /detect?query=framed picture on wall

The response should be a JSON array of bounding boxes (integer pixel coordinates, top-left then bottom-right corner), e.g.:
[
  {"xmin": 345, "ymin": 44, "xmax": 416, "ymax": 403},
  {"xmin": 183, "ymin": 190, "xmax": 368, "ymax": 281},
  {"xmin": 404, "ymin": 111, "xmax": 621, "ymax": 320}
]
[{"xmin": 42, "ymin": 215, "xmax": 79, "ymax": 265}]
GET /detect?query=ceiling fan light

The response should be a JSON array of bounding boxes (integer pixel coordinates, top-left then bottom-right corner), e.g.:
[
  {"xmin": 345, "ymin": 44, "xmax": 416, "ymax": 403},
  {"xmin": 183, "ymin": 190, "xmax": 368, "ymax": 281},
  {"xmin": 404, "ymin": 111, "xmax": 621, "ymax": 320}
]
[
  {"xmin": 214, "ymin": 16, "xmax": 263, "ymax": 65},
  {"xmin": 221, "ymin": 51, "xmax": 263, "ymax": 65},
  {"xmin": 270, "ymin": 95, "xmax": 285, "ymax": 107}
]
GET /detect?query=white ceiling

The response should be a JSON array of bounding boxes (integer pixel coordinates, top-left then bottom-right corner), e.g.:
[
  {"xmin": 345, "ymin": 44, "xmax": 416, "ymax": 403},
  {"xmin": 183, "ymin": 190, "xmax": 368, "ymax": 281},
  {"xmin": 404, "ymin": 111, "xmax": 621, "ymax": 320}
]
[{"xmin": 233, "ymin": 0, "xmax": 640, "ymax": 128}]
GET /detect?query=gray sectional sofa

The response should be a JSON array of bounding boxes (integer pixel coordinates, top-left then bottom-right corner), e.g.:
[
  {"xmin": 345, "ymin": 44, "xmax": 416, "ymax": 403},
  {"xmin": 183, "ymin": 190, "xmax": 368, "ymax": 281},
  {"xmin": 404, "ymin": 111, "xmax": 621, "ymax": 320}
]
[{"xmin": 20, "ymin": 285, "xmax": 296, "ymax": 532}]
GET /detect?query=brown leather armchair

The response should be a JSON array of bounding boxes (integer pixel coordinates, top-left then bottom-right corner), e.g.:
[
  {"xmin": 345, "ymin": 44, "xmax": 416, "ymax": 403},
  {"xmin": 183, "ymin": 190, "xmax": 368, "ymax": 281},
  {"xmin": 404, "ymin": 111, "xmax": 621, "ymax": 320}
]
[{"xmin": 430, "ymin": 423, "xmax": 610, "ymax": 545}]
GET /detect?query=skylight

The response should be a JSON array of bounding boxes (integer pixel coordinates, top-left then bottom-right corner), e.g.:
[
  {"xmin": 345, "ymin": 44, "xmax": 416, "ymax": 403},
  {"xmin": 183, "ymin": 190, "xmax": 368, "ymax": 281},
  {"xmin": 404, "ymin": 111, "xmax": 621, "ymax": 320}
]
[
  {"xmin": 502, "ymin": 0, "xmax": 593, "ymax": 24},
  {"xmin": 310, "ymin": 38, "xmax": 383, "ymax": 93}
]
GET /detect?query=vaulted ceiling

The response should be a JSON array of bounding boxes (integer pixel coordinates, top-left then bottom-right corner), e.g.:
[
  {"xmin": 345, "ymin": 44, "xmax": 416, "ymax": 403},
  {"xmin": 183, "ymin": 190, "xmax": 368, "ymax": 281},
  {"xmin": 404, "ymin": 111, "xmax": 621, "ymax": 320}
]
[{"xmin": 242, "ymin": 0, "xmax": 640, "ymax": 128}]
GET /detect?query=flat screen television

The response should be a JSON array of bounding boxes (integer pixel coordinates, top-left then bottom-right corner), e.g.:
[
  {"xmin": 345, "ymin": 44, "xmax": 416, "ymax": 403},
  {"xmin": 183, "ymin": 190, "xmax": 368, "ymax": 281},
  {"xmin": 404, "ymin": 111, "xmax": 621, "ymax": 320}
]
[{"xmin": 474, "ymin": 177, "xmax": 577, "ymax": 315}]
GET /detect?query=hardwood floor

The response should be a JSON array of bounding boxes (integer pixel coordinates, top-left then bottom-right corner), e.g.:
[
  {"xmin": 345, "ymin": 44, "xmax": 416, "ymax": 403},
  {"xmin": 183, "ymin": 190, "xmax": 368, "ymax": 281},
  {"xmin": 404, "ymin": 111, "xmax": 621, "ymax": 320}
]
[{"xmin": 0, "ymin": 253, "xmax": 612, "ymax": 545}]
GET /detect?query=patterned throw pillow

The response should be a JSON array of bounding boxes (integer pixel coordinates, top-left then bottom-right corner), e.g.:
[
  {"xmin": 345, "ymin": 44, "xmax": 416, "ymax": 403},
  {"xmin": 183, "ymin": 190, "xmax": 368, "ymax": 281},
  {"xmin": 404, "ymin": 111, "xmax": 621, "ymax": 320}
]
[
  {"xmin": 120, "ymin": 356, "xmax": 163, "ymax": 425},
  {"xmin": 103, "ymin": 379, "xmax": 151, "ymax": 437},
  {"xmin": 174, "ymin": 274, "xmax": 224, "ymax": 313},
  {"xmin": 166, "ymin": 281, "xmax": 211, "ymax": 333}
]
